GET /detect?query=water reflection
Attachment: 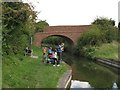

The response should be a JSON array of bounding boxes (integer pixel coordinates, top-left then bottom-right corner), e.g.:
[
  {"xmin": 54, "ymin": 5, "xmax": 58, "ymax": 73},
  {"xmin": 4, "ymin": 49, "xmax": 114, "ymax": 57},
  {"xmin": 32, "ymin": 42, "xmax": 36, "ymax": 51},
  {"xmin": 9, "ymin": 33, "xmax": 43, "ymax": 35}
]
[
  {"xmin": 113, "ymin": 82, "xmax": 118, "ymax": 88},
  {"xmin": 63, "ymin": 54, "xmax": 120, "ymax": 88},
  {"xmin": 70, "ymin": 80, "xmax": 92, "ymax": 88}
]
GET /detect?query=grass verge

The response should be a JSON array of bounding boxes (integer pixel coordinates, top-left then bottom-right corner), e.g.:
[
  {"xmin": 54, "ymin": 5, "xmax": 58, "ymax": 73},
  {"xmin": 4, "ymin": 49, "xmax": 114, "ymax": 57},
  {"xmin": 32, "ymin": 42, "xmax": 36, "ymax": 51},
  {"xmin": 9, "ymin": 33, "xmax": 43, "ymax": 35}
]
[
  {"xmin": 2, "ymin": 46, "xmax": 68, "ymax": 88},
  {"xmin": 93, "ymin": 41, "xmax": 118, "ymax": 61}
]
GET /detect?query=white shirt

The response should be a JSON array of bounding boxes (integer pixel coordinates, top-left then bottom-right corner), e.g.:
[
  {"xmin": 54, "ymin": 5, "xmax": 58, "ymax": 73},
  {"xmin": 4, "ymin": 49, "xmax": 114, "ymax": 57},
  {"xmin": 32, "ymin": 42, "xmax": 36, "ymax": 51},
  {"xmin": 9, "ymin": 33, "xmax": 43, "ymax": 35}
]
[{"xmin": 52, "ymin": 52, "xmax": 57, "ymax": 58}]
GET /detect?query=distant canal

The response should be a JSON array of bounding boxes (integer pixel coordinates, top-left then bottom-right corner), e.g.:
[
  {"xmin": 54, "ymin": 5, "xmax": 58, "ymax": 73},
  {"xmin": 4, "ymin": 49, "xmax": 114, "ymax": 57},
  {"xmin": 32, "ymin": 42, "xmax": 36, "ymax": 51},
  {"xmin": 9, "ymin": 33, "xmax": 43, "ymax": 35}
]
[{"xmin": 63, "ymin": 54, "xmax": 120, "ymax": 88}]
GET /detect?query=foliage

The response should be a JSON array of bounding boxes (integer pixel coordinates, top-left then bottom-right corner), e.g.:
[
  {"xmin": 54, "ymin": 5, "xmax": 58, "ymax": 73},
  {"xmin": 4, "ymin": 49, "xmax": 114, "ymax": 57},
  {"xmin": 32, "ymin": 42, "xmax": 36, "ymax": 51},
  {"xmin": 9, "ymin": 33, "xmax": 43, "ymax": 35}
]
[
  {"xmin": 74, "ymin": 17, "xmax": 118, "ymax": 61},
  {"xmin": 2, "ymin": 2, "xmax": 37, "ymax": 55},
  {"xmin": 77, "ymin": 17, "xmax": 118, "ymax": 47},
  {"xmin": 77, "ymin": 27, "xmax": 104, "ymax": 47},
  {"xmin": 35, "ymin": 20, "xmax": 49, "ymax": 32},
  {"xmin": 41, "ymin": 36, "xmax": 70, "ymax": 51},
  {"xmin": 82, "ymin": 46, "xmax": 96, "ymax": 59},
  {"xmin": 94, "ymin": 25, "xmax": 118, "ymax": 43},
  {"xmin": 92, "ymin": 17, "xmax": 118, "ymax": 43},
  {"xmin": 73, "ymin": 46, "xmax": 80, "ymax": 55},
  {"xmin": 42, "ymin": 36, "xmax": 65, "ymax": 45},
  {"xmin": 92, "ymin": 17, "xmax": 115, "ymax": 26}
]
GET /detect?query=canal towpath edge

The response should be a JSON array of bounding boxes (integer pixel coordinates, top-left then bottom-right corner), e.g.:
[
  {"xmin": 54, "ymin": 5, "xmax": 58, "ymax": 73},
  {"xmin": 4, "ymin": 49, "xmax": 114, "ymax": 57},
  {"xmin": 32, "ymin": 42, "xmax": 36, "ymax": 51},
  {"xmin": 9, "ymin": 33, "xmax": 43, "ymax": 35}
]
[{"xmin": 57, "ymin": 61, "xmax": 72, "ymax": 88}]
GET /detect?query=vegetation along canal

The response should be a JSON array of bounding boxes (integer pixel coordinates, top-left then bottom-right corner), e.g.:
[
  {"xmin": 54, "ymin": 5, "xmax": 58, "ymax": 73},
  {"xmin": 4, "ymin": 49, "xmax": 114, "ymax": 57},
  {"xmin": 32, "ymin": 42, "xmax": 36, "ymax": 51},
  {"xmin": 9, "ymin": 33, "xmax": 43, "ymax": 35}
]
[{"xmin": 63, "ymin": 53, "xmax": 120, "ymax": 88}]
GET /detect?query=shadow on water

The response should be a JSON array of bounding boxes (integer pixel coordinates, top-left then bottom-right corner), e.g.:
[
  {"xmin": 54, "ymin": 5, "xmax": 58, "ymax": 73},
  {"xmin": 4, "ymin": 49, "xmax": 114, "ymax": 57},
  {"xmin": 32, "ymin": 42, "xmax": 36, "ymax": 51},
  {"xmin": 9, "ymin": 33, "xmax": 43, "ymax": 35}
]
[{"xmin": 63, "ymin": 53, "xmax": 120, "ymax": 88}]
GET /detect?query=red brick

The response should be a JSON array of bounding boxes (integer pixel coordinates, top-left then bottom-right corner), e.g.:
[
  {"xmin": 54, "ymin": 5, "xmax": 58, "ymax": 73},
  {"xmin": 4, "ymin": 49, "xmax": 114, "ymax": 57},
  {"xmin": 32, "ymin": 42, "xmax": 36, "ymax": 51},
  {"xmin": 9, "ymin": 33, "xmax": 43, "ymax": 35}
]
[{"xmin": 34, "ymin": 25, "xmax": 91, "ymax": 47}]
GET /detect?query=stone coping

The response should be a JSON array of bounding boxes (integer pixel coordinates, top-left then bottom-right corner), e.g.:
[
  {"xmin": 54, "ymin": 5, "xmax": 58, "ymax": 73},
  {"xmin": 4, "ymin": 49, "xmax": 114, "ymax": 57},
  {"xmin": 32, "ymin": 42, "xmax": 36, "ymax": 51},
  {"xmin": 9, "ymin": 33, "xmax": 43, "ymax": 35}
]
[
  {"xmin": 57, "ymin": 69, "xmax": 72, "ymax": 88},
  {"xmin": 95, "ymin": 58, "xmax": 120, "ymax": 69},
  {"xmin": 57, "ymin": 61, "xmax": 72, "ymax": 88}
]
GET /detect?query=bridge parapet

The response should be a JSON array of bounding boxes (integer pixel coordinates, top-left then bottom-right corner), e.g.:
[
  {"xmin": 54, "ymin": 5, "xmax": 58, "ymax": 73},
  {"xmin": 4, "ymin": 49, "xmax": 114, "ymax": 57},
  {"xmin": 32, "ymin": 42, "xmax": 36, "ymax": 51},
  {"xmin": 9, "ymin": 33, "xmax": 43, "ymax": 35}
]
[{"xmin": 43, "ymin": 25, "xmax": 91, "ymax": 32}]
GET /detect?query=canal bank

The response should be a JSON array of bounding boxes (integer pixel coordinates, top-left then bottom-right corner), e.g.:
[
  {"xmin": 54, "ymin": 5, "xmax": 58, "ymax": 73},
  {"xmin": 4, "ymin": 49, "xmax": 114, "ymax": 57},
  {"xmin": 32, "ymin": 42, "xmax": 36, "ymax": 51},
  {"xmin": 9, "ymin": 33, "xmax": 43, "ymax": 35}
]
[
  {"xmin": 57, "ymin": 61, "xmax": 72, "ymax": 88},
  {"xmin": 95, "ymin": 58, "xmax": 120, "ymax": 69}
]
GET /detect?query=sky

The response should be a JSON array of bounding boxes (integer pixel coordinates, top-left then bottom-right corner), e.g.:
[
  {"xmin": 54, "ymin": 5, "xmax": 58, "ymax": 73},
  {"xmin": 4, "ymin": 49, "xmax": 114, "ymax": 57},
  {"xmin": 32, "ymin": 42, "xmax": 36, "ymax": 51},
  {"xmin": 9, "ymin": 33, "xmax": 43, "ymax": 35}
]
[{"xmin": 24, "ymin": 0, "xmax": 119, "ymax": 26}]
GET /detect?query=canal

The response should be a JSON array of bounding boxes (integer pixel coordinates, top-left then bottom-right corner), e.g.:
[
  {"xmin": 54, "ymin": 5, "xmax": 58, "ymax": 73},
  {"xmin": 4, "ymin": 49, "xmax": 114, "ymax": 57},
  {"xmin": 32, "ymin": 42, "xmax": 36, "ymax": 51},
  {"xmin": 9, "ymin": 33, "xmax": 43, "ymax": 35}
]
[{"xmin": 63, "ymin": 53, "xmax": 120, "ymax": 88}]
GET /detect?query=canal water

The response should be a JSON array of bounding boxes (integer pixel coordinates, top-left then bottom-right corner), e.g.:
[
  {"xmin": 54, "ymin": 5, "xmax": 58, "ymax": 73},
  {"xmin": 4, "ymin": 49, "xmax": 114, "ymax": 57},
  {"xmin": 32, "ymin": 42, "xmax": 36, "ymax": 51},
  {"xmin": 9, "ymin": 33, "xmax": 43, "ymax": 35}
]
[{"xmin": 63, "ymin": 54, "xmax": 120, "ymax": 89}]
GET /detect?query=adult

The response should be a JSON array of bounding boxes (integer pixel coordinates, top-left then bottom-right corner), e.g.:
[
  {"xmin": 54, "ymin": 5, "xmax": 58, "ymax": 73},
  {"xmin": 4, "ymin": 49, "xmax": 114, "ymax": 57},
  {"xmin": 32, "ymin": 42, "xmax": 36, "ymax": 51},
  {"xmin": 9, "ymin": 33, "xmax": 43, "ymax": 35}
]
[
  {"xmin": 25, "ymin": 47, "xmax": 32, "ymax": 56},
  {"xmin": 27, "ymin": 47, "xmax": 32, "ymax": 56},
  {"xmin": 25, "ymin": 47, "xmax": 29, "ymax": 56},
  {"xmin": 57, "ymin": 43, "xmax": 64, "ymax": 66}
]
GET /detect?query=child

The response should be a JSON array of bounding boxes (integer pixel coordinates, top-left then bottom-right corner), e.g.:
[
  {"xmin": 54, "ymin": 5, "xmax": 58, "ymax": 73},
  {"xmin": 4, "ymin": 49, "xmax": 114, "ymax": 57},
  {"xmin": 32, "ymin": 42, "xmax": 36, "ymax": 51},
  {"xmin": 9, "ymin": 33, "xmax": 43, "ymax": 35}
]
[
  {"xmin": 42, "ymin": 47, "xmax": 47, "ymax": 63},
  {"xmin": 47, "ymin": 47, "xmax": 52, "ymax": 63},
  {"xmin": 52, "ymin": 50, "xmax": 58, "ymax": 66},
  {"xmin": 43, "ymin": 47, "xmax": 47, "ymax": 55}
]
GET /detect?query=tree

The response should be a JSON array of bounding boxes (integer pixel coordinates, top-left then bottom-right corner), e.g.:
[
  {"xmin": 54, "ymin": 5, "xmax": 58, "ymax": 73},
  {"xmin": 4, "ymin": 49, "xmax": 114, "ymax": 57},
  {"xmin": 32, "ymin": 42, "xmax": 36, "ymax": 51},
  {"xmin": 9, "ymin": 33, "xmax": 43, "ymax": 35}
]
[
  {"xmin": 2, "ymin": 2, "xmax": 37, "ymax": 55},
  {"xmin": 92, "ymin": 17, "xmax": 115, "ymax": 26},
  {"xmin": 91, "ymin": 17, "xmax": 118, "ymax": 43},
  {"xmin": 35, "ymin": 20, "xmax": 49, "ymax": 32}
]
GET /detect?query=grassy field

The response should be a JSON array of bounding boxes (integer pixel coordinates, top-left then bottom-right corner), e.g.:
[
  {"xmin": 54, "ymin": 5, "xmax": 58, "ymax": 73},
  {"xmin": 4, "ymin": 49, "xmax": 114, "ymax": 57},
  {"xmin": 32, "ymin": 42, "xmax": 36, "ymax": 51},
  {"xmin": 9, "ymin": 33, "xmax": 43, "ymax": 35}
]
[
  {"xmin": 2, "ymin": 46, "xmax": 68, "ymax": 88},
  {"xmin": 93, "ymin": 41, "xmax": 119, "ymax": 61}
]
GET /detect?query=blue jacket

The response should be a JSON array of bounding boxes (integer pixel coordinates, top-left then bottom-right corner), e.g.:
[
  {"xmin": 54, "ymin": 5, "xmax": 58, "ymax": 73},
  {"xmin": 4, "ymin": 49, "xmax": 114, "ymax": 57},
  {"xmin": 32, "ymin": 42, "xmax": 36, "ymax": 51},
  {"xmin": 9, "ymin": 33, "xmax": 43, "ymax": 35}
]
[
  {"xmin": 58, "ymin": 45, "xmax": 62, "ymax": 52},
  {"xmin": 48, "ymin": 49, "xmax": 52, "ymax": 54}
]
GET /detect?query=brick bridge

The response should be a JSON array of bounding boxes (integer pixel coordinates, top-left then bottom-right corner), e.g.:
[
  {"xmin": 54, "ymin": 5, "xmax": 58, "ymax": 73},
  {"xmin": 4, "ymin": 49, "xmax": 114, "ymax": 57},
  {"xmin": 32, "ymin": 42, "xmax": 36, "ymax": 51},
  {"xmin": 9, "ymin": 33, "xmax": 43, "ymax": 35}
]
[{"xmin": 34, "ymin": 25, "xmax": 91, "ymax": 48}]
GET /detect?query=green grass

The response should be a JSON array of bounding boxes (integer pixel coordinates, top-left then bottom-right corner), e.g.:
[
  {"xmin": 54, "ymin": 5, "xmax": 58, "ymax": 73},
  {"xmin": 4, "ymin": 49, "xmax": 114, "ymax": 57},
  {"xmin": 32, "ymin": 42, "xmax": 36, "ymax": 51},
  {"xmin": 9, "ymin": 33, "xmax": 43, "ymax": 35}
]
[
  {"xmin": 93, "ymin": 41, "xmax": 119, "ymax": 61},
  {"xmin": 2, "ymin": 46, "xmax": 68, "ymax": 88},
  {"xmin": 0, "ymin": 58, "xmax": 2, "ymax": 90}
]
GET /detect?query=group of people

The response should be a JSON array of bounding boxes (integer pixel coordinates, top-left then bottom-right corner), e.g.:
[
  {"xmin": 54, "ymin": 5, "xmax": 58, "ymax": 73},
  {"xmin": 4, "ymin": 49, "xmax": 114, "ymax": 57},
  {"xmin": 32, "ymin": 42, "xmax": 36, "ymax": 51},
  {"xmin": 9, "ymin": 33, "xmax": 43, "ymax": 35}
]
[{"xmin": 42, "ymin": 43, "xmax": 64, "ymax": 66}]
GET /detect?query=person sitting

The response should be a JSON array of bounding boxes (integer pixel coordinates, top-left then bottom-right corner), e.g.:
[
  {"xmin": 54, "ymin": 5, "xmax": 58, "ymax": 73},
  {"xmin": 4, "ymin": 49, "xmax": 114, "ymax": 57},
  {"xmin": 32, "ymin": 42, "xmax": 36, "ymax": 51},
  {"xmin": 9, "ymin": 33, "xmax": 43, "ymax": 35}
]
[
  {"xmin": 25, "ymin": 47, "xmax": 32, "ymax": 56},
  {"xmin": 25, "ymin": 47, "xmax": 29, "ymax": 56},
  {"xmin": 27, "ymin": 48, "xmax": 32, "ymax": 56}
]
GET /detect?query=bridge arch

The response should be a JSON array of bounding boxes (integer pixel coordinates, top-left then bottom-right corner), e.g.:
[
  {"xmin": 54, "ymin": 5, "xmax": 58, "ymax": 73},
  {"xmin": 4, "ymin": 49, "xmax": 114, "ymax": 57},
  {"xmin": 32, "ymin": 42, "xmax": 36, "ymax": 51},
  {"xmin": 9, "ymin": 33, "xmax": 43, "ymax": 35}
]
[
  {"xmin": 34, "ymin": 32, "xmax": 75, "ymax": 48},
  {"xmin": 33, "ymin": 25, "xmax": 92, "ymax": 48},
  {"xmin": 41, "ymin": 35, "xmax": 74, "ymax": 46}
]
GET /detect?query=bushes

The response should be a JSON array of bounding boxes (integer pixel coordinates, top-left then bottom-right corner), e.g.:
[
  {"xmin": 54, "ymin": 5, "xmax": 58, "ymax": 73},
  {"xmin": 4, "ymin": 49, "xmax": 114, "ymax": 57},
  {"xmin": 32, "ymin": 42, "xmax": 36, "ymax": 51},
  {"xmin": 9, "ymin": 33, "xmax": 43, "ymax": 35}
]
[
  {"xmin": 77, "ymin": 25, "xmax": 118, "ymax": 49},
  {"xmin": 77, "ymin": 27, "xmax": 104, "ymax": 47},
  {"xmin": 74, "ymin": 17, "xmax": 118, "ymax": 59},
  {"xmin": 82, "ymin": 46, "xmax": 96, "ymax": 59},
  {"xmin": 35, "ymin": 20, "xmax": 49, "ymax": 33},
  {"xmin": 92, "ymin": 17, "xmax": 118, "ymax": 43}
]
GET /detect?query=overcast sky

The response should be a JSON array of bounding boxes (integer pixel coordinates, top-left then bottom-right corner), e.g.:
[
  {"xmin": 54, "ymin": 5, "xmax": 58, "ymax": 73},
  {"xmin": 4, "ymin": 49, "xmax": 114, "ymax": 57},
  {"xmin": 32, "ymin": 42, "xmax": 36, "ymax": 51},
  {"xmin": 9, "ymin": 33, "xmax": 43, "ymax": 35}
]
[{"xmin": 24, "ymin": 0, "xmax": 119, "ymax": 26}]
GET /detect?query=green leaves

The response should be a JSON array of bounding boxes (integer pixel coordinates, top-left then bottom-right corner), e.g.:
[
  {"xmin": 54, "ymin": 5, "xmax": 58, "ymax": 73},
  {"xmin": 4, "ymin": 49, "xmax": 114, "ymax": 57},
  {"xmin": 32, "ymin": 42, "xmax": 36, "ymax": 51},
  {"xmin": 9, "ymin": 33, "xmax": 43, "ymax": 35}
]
[
  {"xmin": 78, "ymin": 27, "xmax": 103, "ymax": 47},
  {"xmin": 35, "ymin": 20, "xmax": 49, "ymax": 33},
  {"xmin": 75, "ymin": 17, "xmax": 118, "ymax": 58},
  {"xmin": 92, "ymin": 17, "xmax": 115, "ymax": 26},
  {"xmin": 2, "ymin": 2, "xmax": 37, "ymax": 55}
]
